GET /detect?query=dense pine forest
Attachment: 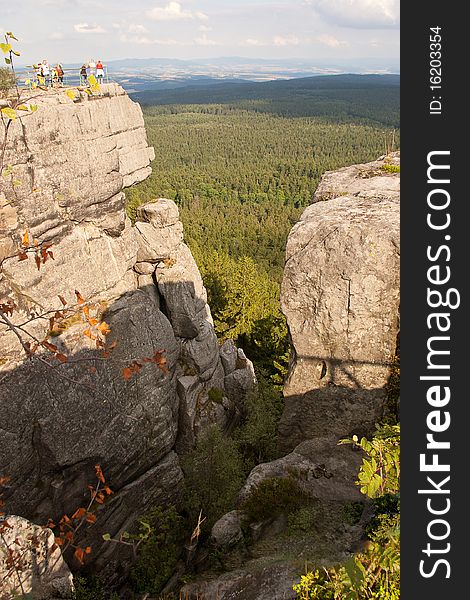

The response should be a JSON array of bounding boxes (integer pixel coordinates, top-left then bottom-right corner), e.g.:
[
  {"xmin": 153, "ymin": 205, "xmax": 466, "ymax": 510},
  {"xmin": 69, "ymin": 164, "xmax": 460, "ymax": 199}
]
[{"xmin": 126, "ymin": 75, "xmax": 400, "ymax": 382}]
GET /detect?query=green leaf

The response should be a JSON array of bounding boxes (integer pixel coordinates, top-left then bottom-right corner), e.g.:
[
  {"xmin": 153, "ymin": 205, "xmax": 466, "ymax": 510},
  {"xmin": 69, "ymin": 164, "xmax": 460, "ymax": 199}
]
[
  {"xmin": 102, "ymin": 533, "xmax": 111, "ymax": 541},
  {"xmin": 16, "ymin": 105, "xmax": 29, "ymax": 111},
  {"xmin": 29, "ymin": 104, "xmax": 38, "ymax": 112},
  {"xmin": 12, "ymin": 179, "xmax": 22, "ymax": 187},
  {"xmin": 4, "ymin": 57, "xmax": 11, "ymax": 64},
  {"xmin": 1, "ymin": 107, "xmax": 17, "ymax": 120},
  {"xmin": 11, "ymin": 50, "xmax": 21, "ymax": 57},
  {"xmin": 2, "ymin": 165, "xmax": 13, "ymax": 177},
  {"xmin": 0, "ymin": 43, "xmax": 12, "ymax": 55}
]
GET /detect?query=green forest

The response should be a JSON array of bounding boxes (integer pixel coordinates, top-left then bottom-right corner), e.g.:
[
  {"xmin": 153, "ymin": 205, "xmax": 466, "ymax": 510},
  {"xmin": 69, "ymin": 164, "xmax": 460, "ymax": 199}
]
[{"xmin": 126, "ymin": 75, "xmax": 400, "ymax": 384}]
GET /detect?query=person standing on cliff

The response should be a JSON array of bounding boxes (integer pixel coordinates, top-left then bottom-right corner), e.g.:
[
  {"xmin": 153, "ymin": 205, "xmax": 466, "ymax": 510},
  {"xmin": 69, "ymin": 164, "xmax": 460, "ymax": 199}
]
[
  {"xmin": 42, "ymin": 60, "xmax": 51, "ymax": 87},
  {"xmin": 88, "ymin": 59, "xmax": 96, "ymax": 78},
  {"xmin": 56, "ymin": 63, "xmax": 64, "ymax": 86},
  {"xmin": 96, "ymin": 59, "xmax": 104, "ymax": 81},
  {"xmin": 80, "ymin": 63, "xmax": 87, "ymax": 86}
]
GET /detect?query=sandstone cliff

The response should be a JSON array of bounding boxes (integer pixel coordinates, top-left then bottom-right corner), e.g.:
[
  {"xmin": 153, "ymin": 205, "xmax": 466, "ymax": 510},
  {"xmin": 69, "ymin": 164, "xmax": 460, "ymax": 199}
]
[
  {"xmin": 279, "ymin": 153, "xmax": 400, "ymax": 451},
  {"xmin": 0, "ymin": 84, "xmax": 254, "ymax": 582}
]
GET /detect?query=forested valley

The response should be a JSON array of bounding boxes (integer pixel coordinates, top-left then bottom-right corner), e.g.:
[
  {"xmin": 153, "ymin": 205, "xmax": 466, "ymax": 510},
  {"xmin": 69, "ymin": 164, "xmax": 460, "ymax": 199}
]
[{"xmin": 126, "ymin": 75, "xmax": 400, "ymax": 387}]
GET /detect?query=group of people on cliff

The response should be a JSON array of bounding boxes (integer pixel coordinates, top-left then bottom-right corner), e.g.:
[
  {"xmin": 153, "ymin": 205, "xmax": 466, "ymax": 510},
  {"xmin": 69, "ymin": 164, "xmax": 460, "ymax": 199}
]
[
  {"xmin": 80, "ymin": 60, "xmax": 105, "ymax": 85},
  {"xmin": 34, "ymin": 60, "xmax": 64, "ymax": 87},
  {"xmin": 33, "ymin": 59, "xmax": 105, "ymax": 87}
]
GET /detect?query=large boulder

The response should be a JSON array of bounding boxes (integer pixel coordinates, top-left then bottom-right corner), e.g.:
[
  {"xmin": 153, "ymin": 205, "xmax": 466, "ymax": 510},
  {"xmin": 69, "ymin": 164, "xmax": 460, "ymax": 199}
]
[{"xmin": 279, "ymin": 154, "xmax": 400, "ymax": 451}]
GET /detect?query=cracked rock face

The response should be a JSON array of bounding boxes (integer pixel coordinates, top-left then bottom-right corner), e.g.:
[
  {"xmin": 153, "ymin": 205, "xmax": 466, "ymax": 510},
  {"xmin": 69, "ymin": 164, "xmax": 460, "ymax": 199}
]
[
  {"xmin": 0, "ymin": 85, "xmax": 255, "ymax": 582},
  {"xmin": 279, "ymin": 154, "xmax": 400, "ymax": 451}
]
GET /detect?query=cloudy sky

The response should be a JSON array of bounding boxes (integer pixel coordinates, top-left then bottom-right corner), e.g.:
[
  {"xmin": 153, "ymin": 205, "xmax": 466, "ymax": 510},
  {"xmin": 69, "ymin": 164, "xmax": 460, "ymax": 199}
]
[{"xmin": 2, "ymin": 0, "xmax": 399, "ymax": 65}]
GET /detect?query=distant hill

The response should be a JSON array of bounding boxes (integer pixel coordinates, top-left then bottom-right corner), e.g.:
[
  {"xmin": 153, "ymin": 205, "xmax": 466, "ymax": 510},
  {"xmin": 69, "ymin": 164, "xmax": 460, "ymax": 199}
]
[{"xmin": 130, "ymin": 74, "xmax": 400, "ymax": 127}]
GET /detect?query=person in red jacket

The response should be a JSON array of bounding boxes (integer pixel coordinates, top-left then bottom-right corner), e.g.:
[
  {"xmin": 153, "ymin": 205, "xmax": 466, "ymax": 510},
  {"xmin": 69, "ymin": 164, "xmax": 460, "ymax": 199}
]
[{"xmin": 96, "ymin": 60, "xmax": 104, "ymax": 81}]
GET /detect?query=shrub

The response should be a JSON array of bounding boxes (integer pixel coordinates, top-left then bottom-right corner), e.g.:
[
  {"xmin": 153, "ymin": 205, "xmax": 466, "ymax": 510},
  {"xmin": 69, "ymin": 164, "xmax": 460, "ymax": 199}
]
[
  {"xmin": 182, "ymin": 425, "xmax": 245, "ymax": 531},
  {"xmin": 287, "ymin": 506, "xmax": 319, "ymax": 535},
  {"xmin": 293, "ymin": 424, "xmax": 401, "ymax": 599},
  {"xmin": 380, "ymin": 163, "xmax": 400, "ymax": 173},
  {"xmin": 72, "ymin": 576, "xmax": 119, "ymax": 600},
  {"xmin": 129, "ymin": 505, "xmax": 185, "ymax": 594},
  {"xmin": 207, "ymin": 387, "xmax": 224, "ymax": 404},
  {"xmin": 240, "ymin": 476, "xmax": 309, "ymax": 523},
  {"xmin": 235, "ymin": 373, "xmax": 284, "ymax": 467}
]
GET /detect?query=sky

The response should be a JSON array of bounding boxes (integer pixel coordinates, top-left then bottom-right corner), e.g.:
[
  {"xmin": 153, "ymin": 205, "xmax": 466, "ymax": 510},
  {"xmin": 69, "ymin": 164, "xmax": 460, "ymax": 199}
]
[{"xmin": 1, "ymin": 0, "xmax": 400, "ymax": 66}]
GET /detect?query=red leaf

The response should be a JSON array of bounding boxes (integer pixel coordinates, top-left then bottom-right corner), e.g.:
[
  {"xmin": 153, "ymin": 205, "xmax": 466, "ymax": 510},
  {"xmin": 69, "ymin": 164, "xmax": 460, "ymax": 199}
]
[
  {"xmin": 122, "ymin": 367, "xmax": 133, "ymax": 380},
  {"xmin": 58, "ymin": 295, "xmax": 67, "ymax": 306},
  {"xmin": 94, "ymin": 464, "xmax": 105, "ymax": 483},
  {"xmin": 42, "ymin": 341, "xmax": 58, "ymax": 353},
  {"xmin": 35, "ymin": 254, "xmax": 41, "ymax": 270},
  {"xmin": 75, "ymin": 290, "xmax": 85, "ymax": 304},
  {"xmin": 85, "ymin": 546, "xmax": 92, "ymax": 554},
  {"xmin": 74, "ymin": 547, "xmax": 85, "ymax": 564},
  {"xmin": 18, "ymin": 251, "xmax": 28, "ymax": 261},
  {"xmin": 72, "ymin": 507, "xmax": 87, "ymax": 520},
  {"xmin": 85, "ymin": 513, "xmax": 97, "ymax": 524}
]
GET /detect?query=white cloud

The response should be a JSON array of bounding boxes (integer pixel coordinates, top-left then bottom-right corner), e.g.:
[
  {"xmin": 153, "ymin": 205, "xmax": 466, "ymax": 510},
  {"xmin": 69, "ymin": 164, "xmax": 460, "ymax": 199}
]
[
  {"xmin": 74, "ymin": 23, "xmax": 106, "ymax": 34},
  {"xmin": 308, "ymin": 0, "xmax": 399, "ymax": 29},
  {"xmin": 119, "ymin": 33, "xmax": 183, "ymax": 45},
  {"xmin": 242, "ymin": 38, "xmax": 265, "ymax": 47},
  {"xmin": 198, "ymin": 24, "xmax": 212, "ymax": 32},
  {"xmin": 128, "ymin": 24, "xmax": 148, "ymax": 34},
  {"xmin": 194, "ymin": 33, "xmax": 219, "ymax": 46},
  {"xmin": 146, "ymin": 2, "xmax": 208, "ymax": 22},
  {"xmin": 273, "ymin": 35, "xmax": 300, "ymax": 46},
  {"xmin": 317, "ymin": 34, "xmax": 348, "ymax": 47}
]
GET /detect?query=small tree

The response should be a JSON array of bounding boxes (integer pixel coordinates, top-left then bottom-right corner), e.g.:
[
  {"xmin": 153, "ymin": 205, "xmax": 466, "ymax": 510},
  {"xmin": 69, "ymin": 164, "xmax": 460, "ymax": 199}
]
[{"xmin": 182, "ymin": 425, "xmax": 245, "ymax": 531}]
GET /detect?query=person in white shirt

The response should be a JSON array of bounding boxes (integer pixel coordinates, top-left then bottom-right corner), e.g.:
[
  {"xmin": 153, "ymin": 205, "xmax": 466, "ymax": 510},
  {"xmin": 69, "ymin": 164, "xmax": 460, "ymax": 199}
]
[
  {"xmin": 88, "ymin": 60, "xmax": 96, "ymax": 77},
  {"xmin": 42, "ymin": 60, "xmax": 51, "ymax": 87}
]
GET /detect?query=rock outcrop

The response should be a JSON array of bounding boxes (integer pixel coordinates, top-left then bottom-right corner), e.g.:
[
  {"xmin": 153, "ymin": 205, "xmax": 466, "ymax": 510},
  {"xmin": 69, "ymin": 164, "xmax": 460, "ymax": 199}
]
[
  {"xmin": 0, "ymin": 515, "xmax": 74, "ymax": 600},
  {"xmin": 0, "ymin": 84, "xmax": 254, "ymax": 583},
  {"xmin": 279, "ymin": 153, "xmax": 400, "ymax": 451}
]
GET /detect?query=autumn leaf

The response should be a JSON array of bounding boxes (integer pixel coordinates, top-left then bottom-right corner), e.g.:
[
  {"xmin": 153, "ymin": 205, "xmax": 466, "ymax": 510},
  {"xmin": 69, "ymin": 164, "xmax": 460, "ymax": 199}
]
[
  {"xmin": 95, "ymin": 464, "xmax": 105, "ymax": 483},
  {"xmin": 75, "ymin": 290, "xmax": 85, "ymax": 304},
  {"xmin": 21, "ymin": 230, "xmax": 29, "ymax": 247},
  {"xmin": 42, "ymin": 341, "xmax": 58, "ymax": 353},
  {"xmin": 88, "ymin": 318, "xmax": 98, "ymax": 326},
  {"xmin": 72, "ymin": 507, "xmax": 87, "ymax": 520},
  {"xmin": 58, "ymin": 295, "xmax": 67, "ymax": 306},
  {"xmin": 74, "ymin": 547, "xmax": 85, "ymax": 564},
  {"xmin": 85, "ymin": 513, "xmax": 97, "ymax": 524},
  {"xmin": 56, "ymin": 353, "xmax": 68, "ymax": 364},
  {"xmin": 98, "ymin": 321, "xmax": 111, "ymax": 335},
  {"xmin": 122, "ymin": 367, "xmax": 133, "ymax": 380},
  {"xmin": 17, "ymin": 251, "xmax": 28, "ymax": 261},
  {"xmin": 83, "ymin": 329, "xmax": 95, "ymax": 340},
  {"xmin": 85, "ymin": 546, "xmax": 92, "ymax": 554},
  {"xmin": 35, "ymin": 254, "xmax": 41, "ymax": 270}
]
